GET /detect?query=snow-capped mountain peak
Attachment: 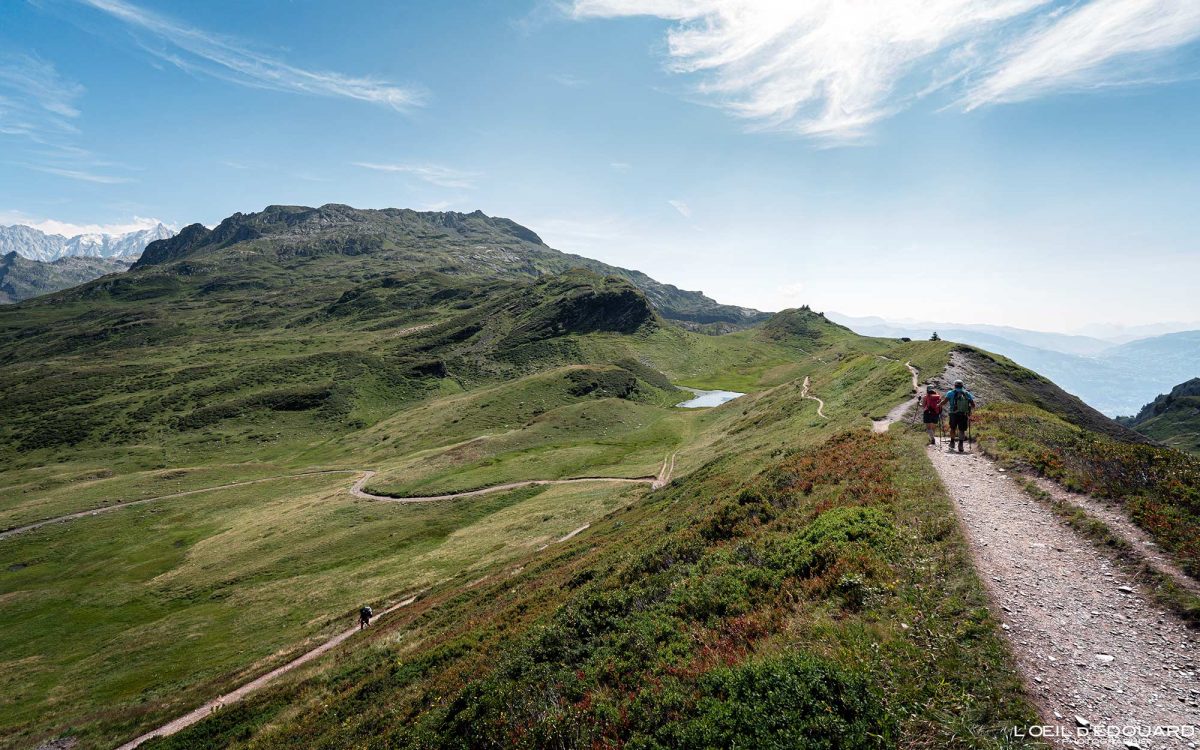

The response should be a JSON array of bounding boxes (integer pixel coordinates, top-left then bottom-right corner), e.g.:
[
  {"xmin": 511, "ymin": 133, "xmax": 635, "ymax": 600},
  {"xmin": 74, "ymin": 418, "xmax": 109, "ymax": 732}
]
[{"xmin": 0, "ymin": 222, "xmax": 175, "ymax": 262}]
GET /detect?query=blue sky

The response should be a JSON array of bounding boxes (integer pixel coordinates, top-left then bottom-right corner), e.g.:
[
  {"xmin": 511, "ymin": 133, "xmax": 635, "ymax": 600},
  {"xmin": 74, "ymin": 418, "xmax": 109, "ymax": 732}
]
[{"xmin": 2, "ymin": 0, "xmax": 1199, "ymax": 330}]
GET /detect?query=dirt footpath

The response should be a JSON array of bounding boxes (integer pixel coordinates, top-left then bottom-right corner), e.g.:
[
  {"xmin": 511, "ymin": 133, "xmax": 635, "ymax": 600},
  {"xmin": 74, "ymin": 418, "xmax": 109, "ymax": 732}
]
[{"xmin": 927, "ymin": 447, "xmax": 1198, "ymax": 748}]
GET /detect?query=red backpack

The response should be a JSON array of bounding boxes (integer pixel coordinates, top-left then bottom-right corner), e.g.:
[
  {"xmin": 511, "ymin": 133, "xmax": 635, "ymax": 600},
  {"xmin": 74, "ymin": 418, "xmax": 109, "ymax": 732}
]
[{"xmin": 923, "ymin": 393, "xmax": 942, "ymax": 414}]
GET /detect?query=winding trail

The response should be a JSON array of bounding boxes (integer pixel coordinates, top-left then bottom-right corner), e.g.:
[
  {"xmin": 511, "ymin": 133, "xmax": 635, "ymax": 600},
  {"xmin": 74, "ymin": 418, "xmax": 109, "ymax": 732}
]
[
  {"xmin": 105, "ymin": 455, "xmax": 680, "ymax": 748},
  {"xmin": 0, "ymin": 470, "xmax": 360, "ymax": 542},
  {"xmin": 5, "ymin": 455, "xmax": 679, "ymax": 542},
  {"xmin": 872, "ymin": 361, "xmax": 921, "ymax": 433},
  {"xmin": 350, "ymin": 452, "xmax": 677, "ymax": 502},
  {"xmin": 114, "ymin": 593, "xmax": 422, "ymax": 750},
  {"xmin": 800, "ymin": 376, "xmax": 827, "ymax": 419}
]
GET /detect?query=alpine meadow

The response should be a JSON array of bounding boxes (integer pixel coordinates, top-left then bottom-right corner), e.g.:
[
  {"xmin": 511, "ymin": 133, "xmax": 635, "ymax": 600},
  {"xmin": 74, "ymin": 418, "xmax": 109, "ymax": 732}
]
[{"xmin": 3, "ymin": 2, "xmax": 1200, "ymax": 749}]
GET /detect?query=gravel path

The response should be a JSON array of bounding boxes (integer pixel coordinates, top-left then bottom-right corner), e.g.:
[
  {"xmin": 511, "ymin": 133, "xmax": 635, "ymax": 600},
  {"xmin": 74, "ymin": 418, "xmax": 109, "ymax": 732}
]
[
  {"xmin": 801, "ymin": 376, "xmax": 827, "ymax": 418},
  {"xmin": 872, "ymin": 361, "xmax": 921, "ymax": 433},
  {"xmin": 114, "ymin": 594, "xmax": 421, "ymax": 750},
  {"xmin": 0, "ymin": 470, "xmax": 359, "ymax": 542},
  {"xmin": 927, "ymin": 447, "xmax": 1198, "ymax": 748},
  {"xmin": 349, "ymin": 452, "xmax": 677, "ymax": 502},
  {"xmin": 1028, "ymin": 477, "xmax": 1200, "ymax": 601}
]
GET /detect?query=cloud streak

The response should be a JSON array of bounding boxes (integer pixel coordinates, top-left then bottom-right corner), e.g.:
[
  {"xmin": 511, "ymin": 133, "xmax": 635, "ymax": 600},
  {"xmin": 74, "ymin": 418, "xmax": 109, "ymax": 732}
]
[
  {"xmin": 0, "ymin": 54, "xmax": 83, "ymax": 141},
  {"xmin": 0, "ymin": 53, "xmax": 138, "ymax": 183},
  {"xmin": 668, "ymin": 199, "xmax": 691, "ymax": 218},
  {"xmin": 964, "ymin": 0, "xmax": 1200, "ymax": 108},
  {"xmin": 353, "ymin": 162, "xmax": 481, "ymax": 189},
  {"xmin": 75, "ymin": 0, "xmax": 424, "ymax": 111},
  {"xmin": 573, "ymin": 0, "xmax": 1200, "ymax": 142}
]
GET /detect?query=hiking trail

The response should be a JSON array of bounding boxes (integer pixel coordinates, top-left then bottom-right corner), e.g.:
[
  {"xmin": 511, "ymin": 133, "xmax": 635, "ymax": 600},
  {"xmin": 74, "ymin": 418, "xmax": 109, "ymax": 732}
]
[
  {"xmin": 105, "ymin": 457, "xmax": 682, "ymax": 748},
  {"xmin": 926, "ymin": 447, "xmax": 1197, "ymax": 746},
  {"xmin": 4, "ymin": 456, "xmax": 678, "ymax": 541},
  {"xmin": 114, "ymin": 593, "xmax": 423, "ymax": 750},
  {"xmin": 350, "ymin": 452, "xmax": 677, "ymax": 502},
  {"xmin": 875, "ymin": 367, "xmax": 1198, "ymax": 743},
  {"xmin": 800, "ymin": 376, "xmax": 827, "ymax": 419},
  {"xmin": 872, "ymin": 361, "xmax": 920, "ymax": 433},
  {"xmin": 0, "ymin": 470, "xmax": 360, "ymax": 542}
]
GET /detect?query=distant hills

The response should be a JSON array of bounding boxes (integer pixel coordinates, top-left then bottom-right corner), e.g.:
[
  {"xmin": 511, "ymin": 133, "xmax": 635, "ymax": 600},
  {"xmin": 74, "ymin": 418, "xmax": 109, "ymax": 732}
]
[
  {"xmin": 828, "ymin": 312, "xmax": 1200, "ymax": 417},
  {"xmin": 0, "ymin": 222, "xmax": 174, "ymax": 262},
  {"xmin": 1118, "ymin": 378, "xmax": 1200, "ymax": 454},
  {"xmin": 133, "ymin": 204, "xmax": 768, "ymax": 328},
  {"xmin": 0, "ymin": 252, "xmax": 132, "ymax": 304}
]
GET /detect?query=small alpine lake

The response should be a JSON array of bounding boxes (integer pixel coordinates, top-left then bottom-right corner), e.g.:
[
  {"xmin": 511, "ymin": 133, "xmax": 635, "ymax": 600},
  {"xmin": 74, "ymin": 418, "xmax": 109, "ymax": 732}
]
[{"xmin": 675, "ymin": 386, "xmax": 746, "ymax": 409}]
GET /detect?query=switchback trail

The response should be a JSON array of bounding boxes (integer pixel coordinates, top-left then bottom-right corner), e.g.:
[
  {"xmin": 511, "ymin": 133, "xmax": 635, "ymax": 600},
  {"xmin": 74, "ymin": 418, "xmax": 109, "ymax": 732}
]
[
  {"xmin": 927, "ymin": 447, "xmax": 1197, "ymax": 746},
  {"xmin": 350, "ymin": 452, "xmax": 677, "ymax": 502},
  {"xmin": 114, "ymin": 593, "xmax": 421, "ymax": 750},
  {"xmin": 800, "ymin": 376, "xmax": 827, "ymax": 419},
  {"xmin": 5, "ymin": 455, "xmax": 679, "ymax": 541}
]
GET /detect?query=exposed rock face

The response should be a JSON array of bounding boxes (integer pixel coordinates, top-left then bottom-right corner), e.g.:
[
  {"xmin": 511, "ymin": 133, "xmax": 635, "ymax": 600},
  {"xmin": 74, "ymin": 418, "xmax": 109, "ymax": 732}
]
[{"xmin": 129, "ymin": 204, "xmax": 764, "ymax": 327}]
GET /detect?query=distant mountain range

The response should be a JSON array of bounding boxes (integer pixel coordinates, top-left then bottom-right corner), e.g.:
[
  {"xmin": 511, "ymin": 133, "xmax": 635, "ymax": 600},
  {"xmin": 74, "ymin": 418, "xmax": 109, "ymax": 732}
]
[
  {"xmin": 0, "ymin": 222, "xmax": 175, "ymax": 262},
  {"xmin": 0, "ymin": 252, "xmax": 133, "ymax": 304},
  {"xmin": 828, "ymin": 312, "xmax": 1200, "ymax": 417}
]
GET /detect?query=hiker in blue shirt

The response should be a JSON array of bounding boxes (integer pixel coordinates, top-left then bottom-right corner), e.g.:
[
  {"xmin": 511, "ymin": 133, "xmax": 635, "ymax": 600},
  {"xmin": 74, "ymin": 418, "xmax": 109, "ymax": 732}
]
[{"xmin": 943, "ymin": 380, "xmax": 975, "ymax": 453}]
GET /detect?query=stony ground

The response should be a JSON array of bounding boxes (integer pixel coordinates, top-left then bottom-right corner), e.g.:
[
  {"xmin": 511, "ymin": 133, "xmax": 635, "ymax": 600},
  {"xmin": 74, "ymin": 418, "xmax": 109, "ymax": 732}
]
[{"xmin": 927, "ymin": 446, "xmax": 1198, "ymax": 749}]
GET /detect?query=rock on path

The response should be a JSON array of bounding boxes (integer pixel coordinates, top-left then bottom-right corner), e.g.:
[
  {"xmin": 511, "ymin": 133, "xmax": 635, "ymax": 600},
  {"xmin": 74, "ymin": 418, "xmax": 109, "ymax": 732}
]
[{"xmin": 927, "ymin": 447, "xmax": 1198, "ymax": 748}]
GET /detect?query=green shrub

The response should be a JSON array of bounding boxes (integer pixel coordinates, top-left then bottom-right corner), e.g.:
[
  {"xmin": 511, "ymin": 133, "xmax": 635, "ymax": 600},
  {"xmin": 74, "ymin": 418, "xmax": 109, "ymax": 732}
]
[{"xmin": 660, "ymin": 653, "xmax": 887, "ymax": 749}]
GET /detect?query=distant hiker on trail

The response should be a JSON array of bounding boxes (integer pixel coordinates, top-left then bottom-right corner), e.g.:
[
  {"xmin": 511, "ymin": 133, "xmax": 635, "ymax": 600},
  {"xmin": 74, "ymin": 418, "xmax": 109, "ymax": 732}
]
[
  {"xmin": 920, "ymin": 386, "xmax": 942, "ymax": 445},
  {"xmin": 359, "ymin": 605, "xmax": 373, "ymax": 630},
  {"xmin": 943, "ymin": 380, "xmax": 975, "ymax": 453}
]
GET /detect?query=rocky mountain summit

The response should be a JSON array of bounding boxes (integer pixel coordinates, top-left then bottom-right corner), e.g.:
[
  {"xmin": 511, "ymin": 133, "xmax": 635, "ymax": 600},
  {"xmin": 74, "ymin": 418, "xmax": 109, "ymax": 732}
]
[
  {"xmin": 135, "ymin": 204, "xmax": 766, "ymax": 327},
  {"xmin": 0, "ymin": 222, "xmax": 174, "ymax": 262}
]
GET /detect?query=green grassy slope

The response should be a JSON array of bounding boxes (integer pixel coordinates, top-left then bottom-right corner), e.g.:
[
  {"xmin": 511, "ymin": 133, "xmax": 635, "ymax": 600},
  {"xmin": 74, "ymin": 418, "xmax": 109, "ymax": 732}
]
[
  {"xmin": 1117, "ymin": 378, "xmax": 1200, "ymax": 454},
  {"xmin": 3, "ymin": 206, "xmax": 1166, "ymax": 749}
]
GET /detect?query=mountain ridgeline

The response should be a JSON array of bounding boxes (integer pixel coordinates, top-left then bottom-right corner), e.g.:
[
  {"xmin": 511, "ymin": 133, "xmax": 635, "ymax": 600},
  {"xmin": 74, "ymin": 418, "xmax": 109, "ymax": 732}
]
[
  {"xmin": 0, "ymin": 252, "xmax": 131, "ymax": 304},
  {"xmin": 132, "ymin": 204, "xmax": 766, "ymax": 328},
  {"xmin": 2, "ymin": 203, "xmax": 1197, "ymax": 750}
]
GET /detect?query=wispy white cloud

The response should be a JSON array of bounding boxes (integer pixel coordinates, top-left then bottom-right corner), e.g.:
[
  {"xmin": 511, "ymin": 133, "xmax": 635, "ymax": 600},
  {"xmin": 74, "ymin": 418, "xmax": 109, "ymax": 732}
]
[
  {"xmin": 572, "ymin": 0, "xmax": 1200, "ymax": 142},
  {"xmin": 667, "ymin": 199, "xmax": 691, "ymax": 218},
  {"xmin": 0, "ymin": 54, "xmax": 138, "ymax": 183},
  {"xmin": 73, "ymin": 0, "xmax": 425, "ymax": 111},
  {"xmin": 964, "ymin": 0, "xmax": 1200, "ymax": 108},
  {"xmin": 353, "ymin": 161, "xmax": 481, "ymax": 189},
  {"xmin": 610, "ymin": 161, "xmax": 632, "ymax": 171},
  {"xmin": 550, "ymin": 72, "xmax": 588, "ymax": 87},
  {"xmin": 0, "ymin": 54, "xmax": 83, "ymax": 142},
  {"xmin": 23, "ymin": 164, "xmax": 134, "ymax": 184}
]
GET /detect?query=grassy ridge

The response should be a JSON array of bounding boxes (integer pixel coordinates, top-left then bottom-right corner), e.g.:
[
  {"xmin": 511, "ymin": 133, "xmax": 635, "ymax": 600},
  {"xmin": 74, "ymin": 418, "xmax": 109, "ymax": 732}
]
[
  {"xmin": 0, "ymin": 212, "xmax": 1057, "ymax": 748},
  {"xmin": 140, "ymin": 430, "xmax": 1037, "ymax": 749}
]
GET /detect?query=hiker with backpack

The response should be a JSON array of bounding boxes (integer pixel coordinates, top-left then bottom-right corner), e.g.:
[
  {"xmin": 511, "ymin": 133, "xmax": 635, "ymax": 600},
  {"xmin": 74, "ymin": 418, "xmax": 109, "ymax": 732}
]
[
  {"xmin": 919, "ymin": 386, "xmax": 942, "ymax": 445},
  {"xmin": 943, "ymin": 379, "xmax": 975, "ymax": 453},
  {"xmin": 359, "ymin": 605, "xmax": 373, "ymax": 630}
]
